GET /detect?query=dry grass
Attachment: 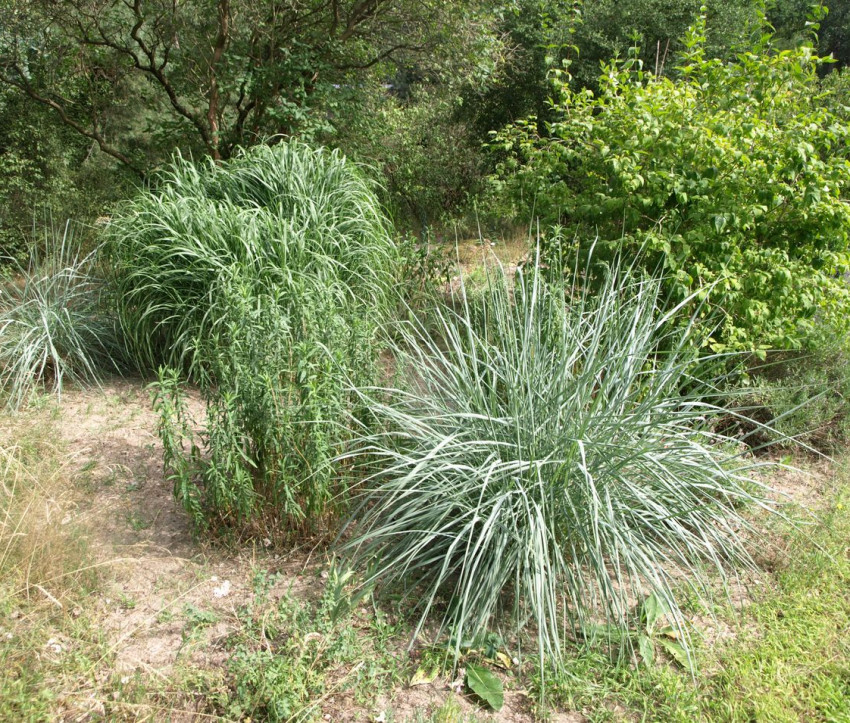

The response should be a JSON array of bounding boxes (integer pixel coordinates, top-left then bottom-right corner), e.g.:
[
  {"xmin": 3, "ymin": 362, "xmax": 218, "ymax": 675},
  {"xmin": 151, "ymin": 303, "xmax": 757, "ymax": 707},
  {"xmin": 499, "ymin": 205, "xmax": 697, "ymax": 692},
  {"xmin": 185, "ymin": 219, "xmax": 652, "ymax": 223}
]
[
  {"xmin": 451, "ymin": 233, "xmax": 531, "ymax": 274},
  {"xmin": 0, "ymin": 418, "xmax": 97, "ymax": 602}
]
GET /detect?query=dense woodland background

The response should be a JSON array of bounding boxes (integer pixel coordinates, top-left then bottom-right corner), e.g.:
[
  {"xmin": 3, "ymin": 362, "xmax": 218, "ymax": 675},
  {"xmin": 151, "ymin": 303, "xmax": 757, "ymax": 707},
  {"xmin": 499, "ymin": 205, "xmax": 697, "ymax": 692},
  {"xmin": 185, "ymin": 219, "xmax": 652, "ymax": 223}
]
[{"xmin": 1, "ymin": 0, "xmax": 847, "ymax": 250}]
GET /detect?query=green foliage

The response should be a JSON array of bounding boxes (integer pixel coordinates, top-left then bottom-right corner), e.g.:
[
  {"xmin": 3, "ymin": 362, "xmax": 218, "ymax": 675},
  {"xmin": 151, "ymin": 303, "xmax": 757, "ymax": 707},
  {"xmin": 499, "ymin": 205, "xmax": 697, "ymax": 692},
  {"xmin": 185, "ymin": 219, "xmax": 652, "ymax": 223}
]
[
  {"xmin": 567, "ymin": 0, "xmax": 760, "ymax": 90},
  {"xmin": 340, "ymin": 248, "xmax": 777, "ymax": 674},
  {"xmin": 699, "ymin": 485, "xmax": 850, "ymax": 722},
  {"xmin": 769, "ymin": 0, "xmax": 850, "ymax": 68},
  {"xmin": 465, "ymin": 663, "xmax": 504, "ymax": 711},
  {"xmin": 460, "ymin": 0, "xmax": 758, "ymax": 154},
  {"xmin": 493, "ymin": 11, "xmax": 850, "ymax": 352},
  {"xmin": 107, "ymin": 142, "xmax": 395, "ymax": 375},
  {"xmin": 208, "ymin": 568, "xmax": 404, "ymax": 722},
  {"xmin": 532, "ymin": 474, "xmax": 850, "ymax": 722},
  {"xmin": 0, "ymin": 221, "xmax": 120, "ymax": 409},
  {"xmin": 746, "ymin": 344, "xmax": 850, "ymax": 453},
  {"xmin": 0, "ymin": 87, "xmax": 130, "ymax": 265},
  {"xmin": 340, "ymin": 88, "xmax": 487, "ymax": 232},
  {"xmin": 120, "ymin": 143, "xmax": 397, "ymax": 536},
  {"xmin": 0, "ymin": 0, "xmax": 492, "ymax": 168},
  {"xmin": 396, "ymin": 233, "xmax": 455, "ymax": 308}
]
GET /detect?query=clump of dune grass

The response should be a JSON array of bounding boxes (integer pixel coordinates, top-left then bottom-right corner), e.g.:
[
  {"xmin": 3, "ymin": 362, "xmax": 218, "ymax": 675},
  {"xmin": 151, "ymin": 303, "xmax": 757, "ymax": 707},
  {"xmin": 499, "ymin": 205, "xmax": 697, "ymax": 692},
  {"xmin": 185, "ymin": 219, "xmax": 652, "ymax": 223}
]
[
  {"xmin": 0, "ymin": 221, "xmax": 119, "ymax": 409},
  {"xmin": 340, "ymin": 246, "xmax": 778, "ymax": 671}
]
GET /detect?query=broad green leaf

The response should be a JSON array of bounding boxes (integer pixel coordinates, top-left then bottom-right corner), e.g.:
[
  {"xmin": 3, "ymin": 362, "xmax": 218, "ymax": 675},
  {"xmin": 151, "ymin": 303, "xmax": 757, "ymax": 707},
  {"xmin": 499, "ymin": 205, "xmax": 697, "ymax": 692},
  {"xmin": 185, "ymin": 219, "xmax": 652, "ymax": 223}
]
[
  {"xmin": 641, "ymin": 592, "xmax": 668, "ymax": 632},
  {"xmin": 637, "ymin": 634, "xmax": 655, "ymax": 666},
  {"xmin": 658, "ymin": 638, "xmax": 691, "ymax": 669},
  {"xmin": 466, "ymin": 664, "xmax": 504, "ymax": 711}
]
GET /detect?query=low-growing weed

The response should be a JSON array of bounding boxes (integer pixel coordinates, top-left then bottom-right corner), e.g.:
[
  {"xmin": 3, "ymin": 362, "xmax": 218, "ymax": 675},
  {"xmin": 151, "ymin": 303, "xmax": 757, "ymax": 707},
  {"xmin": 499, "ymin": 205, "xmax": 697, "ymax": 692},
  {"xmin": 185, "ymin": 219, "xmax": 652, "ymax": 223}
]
[
  {"xmin": 746, "ymin": 342, "xmax": 850, "ymax": 454},
  {"xmin": 204, "ymin": 566, "xmax": 408, "ymax": 722}
]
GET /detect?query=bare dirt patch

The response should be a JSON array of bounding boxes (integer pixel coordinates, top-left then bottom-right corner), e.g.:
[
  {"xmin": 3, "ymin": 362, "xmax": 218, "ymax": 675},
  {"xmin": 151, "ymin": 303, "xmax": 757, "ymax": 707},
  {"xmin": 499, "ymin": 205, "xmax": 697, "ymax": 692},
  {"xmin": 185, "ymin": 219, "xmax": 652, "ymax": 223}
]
[{"xmin": 45, "ymin": 378, "xmax": 540, "ymax": 721}]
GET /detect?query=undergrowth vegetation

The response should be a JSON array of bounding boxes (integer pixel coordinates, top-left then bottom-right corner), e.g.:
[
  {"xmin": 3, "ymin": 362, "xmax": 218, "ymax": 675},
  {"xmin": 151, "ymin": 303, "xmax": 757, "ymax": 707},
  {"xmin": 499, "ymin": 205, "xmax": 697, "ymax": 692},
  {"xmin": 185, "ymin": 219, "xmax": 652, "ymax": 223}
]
[
  {"xmin": 533, "ymin": 471, "xmax": 850, "ymax": 722},
  {"xmin": 745, "ymin": 344, "xmax": 850, "ymax": 454},
  {"xmin": 340, "ymin": 248, "xmax": 777, "ymax": 673},
  {"xmin": 113, "ymin": 143, "xmax": 398, "ymax": 536},
  {"xmin": 0, "ymin": 419, "xmax": 110, "ymax": 722}
]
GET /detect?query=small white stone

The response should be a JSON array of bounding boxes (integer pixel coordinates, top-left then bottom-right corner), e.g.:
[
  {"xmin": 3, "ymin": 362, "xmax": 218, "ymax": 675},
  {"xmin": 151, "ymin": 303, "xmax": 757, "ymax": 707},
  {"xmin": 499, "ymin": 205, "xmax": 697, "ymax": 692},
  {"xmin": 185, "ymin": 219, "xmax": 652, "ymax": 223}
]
[{"xmin": 213, "ymin": 580, "xmax": 231, "ymax": 598}]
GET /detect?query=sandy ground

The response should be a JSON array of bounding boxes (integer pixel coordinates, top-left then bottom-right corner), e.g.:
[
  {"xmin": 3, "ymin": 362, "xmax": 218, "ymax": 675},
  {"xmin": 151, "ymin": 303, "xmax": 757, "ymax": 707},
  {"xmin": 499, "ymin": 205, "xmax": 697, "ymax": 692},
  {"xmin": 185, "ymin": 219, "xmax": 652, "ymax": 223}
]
[
  {"xmin": 34, "ymin": 374, "xmax": 836, "ymax": 722},
  {"xmin": 48, "ymin": 377, "xmax": 549, "ymax": 722}
]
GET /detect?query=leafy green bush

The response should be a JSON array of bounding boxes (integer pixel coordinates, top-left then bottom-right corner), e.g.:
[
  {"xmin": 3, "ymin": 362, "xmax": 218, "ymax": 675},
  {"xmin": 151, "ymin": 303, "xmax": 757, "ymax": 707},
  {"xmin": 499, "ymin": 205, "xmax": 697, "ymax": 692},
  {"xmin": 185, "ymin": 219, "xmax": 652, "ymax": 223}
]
[
  {"xmin": 114, "ymin": 143, "xmax": 397, "ymax": 536},
  {"xmin": 0, "ymin": 221, "xmax": 120, "ymax": 408},
  {"xmin": 492, "ymin": 11, "xmax": 850, "ymax": 353},
  {"xmin": 340, "ymin": 248, "xmax": 776, "ymax": 672}
]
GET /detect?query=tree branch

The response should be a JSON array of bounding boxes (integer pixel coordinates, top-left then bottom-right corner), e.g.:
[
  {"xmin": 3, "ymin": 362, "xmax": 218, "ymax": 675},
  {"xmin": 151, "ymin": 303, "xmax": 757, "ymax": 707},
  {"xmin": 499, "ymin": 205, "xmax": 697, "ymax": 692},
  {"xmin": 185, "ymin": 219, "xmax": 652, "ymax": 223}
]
[{"xmin": 3, "ymin": 67, "xmax": 143, "ymax": 176}]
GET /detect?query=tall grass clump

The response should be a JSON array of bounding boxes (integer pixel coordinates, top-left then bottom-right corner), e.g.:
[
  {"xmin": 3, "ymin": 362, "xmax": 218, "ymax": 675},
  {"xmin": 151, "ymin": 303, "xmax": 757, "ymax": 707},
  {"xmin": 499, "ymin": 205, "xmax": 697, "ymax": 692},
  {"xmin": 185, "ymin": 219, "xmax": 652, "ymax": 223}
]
[
  {"xmin": 0, "ymin": 221, "xmax": 120, "ymax": 409},
  {"xmin": 341, "ymin": 247, "xmax": 777, "ymax": 671},
  {"xmin": 107, "ymin": 142, "xmax": 396, "ymax": 376},
  {"xmin": 110, "ymin": 143, "xmax": 398, "ymax": 536}
]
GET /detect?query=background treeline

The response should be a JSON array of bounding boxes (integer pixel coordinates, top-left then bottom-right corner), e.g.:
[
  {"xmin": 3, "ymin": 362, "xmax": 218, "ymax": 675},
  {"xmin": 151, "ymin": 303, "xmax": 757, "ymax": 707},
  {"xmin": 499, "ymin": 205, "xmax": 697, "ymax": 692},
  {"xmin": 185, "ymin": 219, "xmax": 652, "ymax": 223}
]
[{"xmin": 1, "ymin": 0, "xmax": 847, "ymax": 254}]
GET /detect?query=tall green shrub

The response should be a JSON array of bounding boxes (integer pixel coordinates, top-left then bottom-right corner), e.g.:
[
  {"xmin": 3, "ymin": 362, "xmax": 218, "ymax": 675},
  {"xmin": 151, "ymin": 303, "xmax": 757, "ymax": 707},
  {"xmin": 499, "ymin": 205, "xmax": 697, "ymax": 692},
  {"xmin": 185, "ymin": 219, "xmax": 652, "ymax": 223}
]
[
  {"xmin": 492, "ymin": 11, "xmax": 850, "ymax": 352},
  {"xmin": 111, "ymin": 143, "xmax": 397, "ymax": 536}
]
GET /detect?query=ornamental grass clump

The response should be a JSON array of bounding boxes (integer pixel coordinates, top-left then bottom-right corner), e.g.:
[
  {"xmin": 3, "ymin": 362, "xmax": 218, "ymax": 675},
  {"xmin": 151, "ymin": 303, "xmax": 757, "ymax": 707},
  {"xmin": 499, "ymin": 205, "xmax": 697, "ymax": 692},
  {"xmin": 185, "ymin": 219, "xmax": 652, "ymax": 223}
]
[
  {"xmin": 110, "ymin": 143, "xmax": 397, "ymax": 535},
  {"xmin": 341, "ymin": 248, "xmax": 776, "ymax": 669},
  {"xmin": 107, "ymin": 142, "xmax": 396, "ymax": 376},
  {"xmin": 0, "ymin": 221, "xmax": 120, "ymax": 409}
]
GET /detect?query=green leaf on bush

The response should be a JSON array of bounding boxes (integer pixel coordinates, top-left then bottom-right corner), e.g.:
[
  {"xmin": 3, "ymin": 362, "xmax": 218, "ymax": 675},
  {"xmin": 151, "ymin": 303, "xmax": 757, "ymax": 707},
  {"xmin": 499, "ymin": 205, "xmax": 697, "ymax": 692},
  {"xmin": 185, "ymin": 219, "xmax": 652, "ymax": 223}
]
[{"xmin": 466, "ymin": 663, "xmax": 504, "ymax": 711}]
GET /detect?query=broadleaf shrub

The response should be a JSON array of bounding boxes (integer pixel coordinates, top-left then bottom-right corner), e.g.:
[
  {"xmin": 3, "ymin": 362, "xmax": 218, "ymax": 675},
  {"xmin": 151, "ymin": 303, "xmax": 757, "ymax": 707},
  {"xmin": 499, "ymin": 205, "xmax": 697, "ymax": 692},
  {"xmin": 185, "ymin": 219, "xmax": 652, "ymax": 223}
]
[
  {"xmin": 340, "ymin": 246, "xmax": 777, "ymax": 671},
  {"xmin": 492, "ymin": 11, "xmax": 850, "ymax": 352},
  {"xmin": 112, "ymin": 143, "xmax": 397, "ymax": 536}
]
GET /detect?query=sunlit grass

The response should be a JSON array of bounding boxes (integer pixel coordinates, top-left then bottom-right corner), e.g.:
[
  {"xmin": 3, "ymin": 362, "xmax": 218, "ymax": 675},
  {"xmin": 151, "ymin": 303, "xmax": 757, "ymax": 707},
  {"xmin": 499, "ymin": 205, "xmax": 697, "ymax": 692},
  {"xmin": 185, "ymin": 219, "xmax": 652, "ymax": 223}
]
[{"xmin": 341, "ymin": 248, "xmax": 779, "ymax": 672}]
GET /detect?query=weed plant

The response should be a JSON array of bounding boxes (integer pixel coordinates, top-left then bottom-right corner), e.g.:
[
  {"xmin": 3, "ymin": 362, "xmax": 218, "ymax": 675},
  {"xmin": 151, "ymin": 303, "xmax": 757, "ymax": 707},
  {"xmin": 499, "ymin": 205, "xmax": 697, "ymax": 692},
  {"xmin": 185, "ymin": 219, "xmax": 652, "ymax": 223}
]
[
  {"xmin": 121, "ymin": 143, "xmax": 398, "ymax": 535},
  {"xmin": 199, "ymin": 566, "xmax": 406, "ymax": 722},
  {"xmin": 340, "ymin": 249, "xmax": 778, "ymax": 672},
  {"xmin": 0, "ymin": 221, "xmax": 119, "ymax": 409}
]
